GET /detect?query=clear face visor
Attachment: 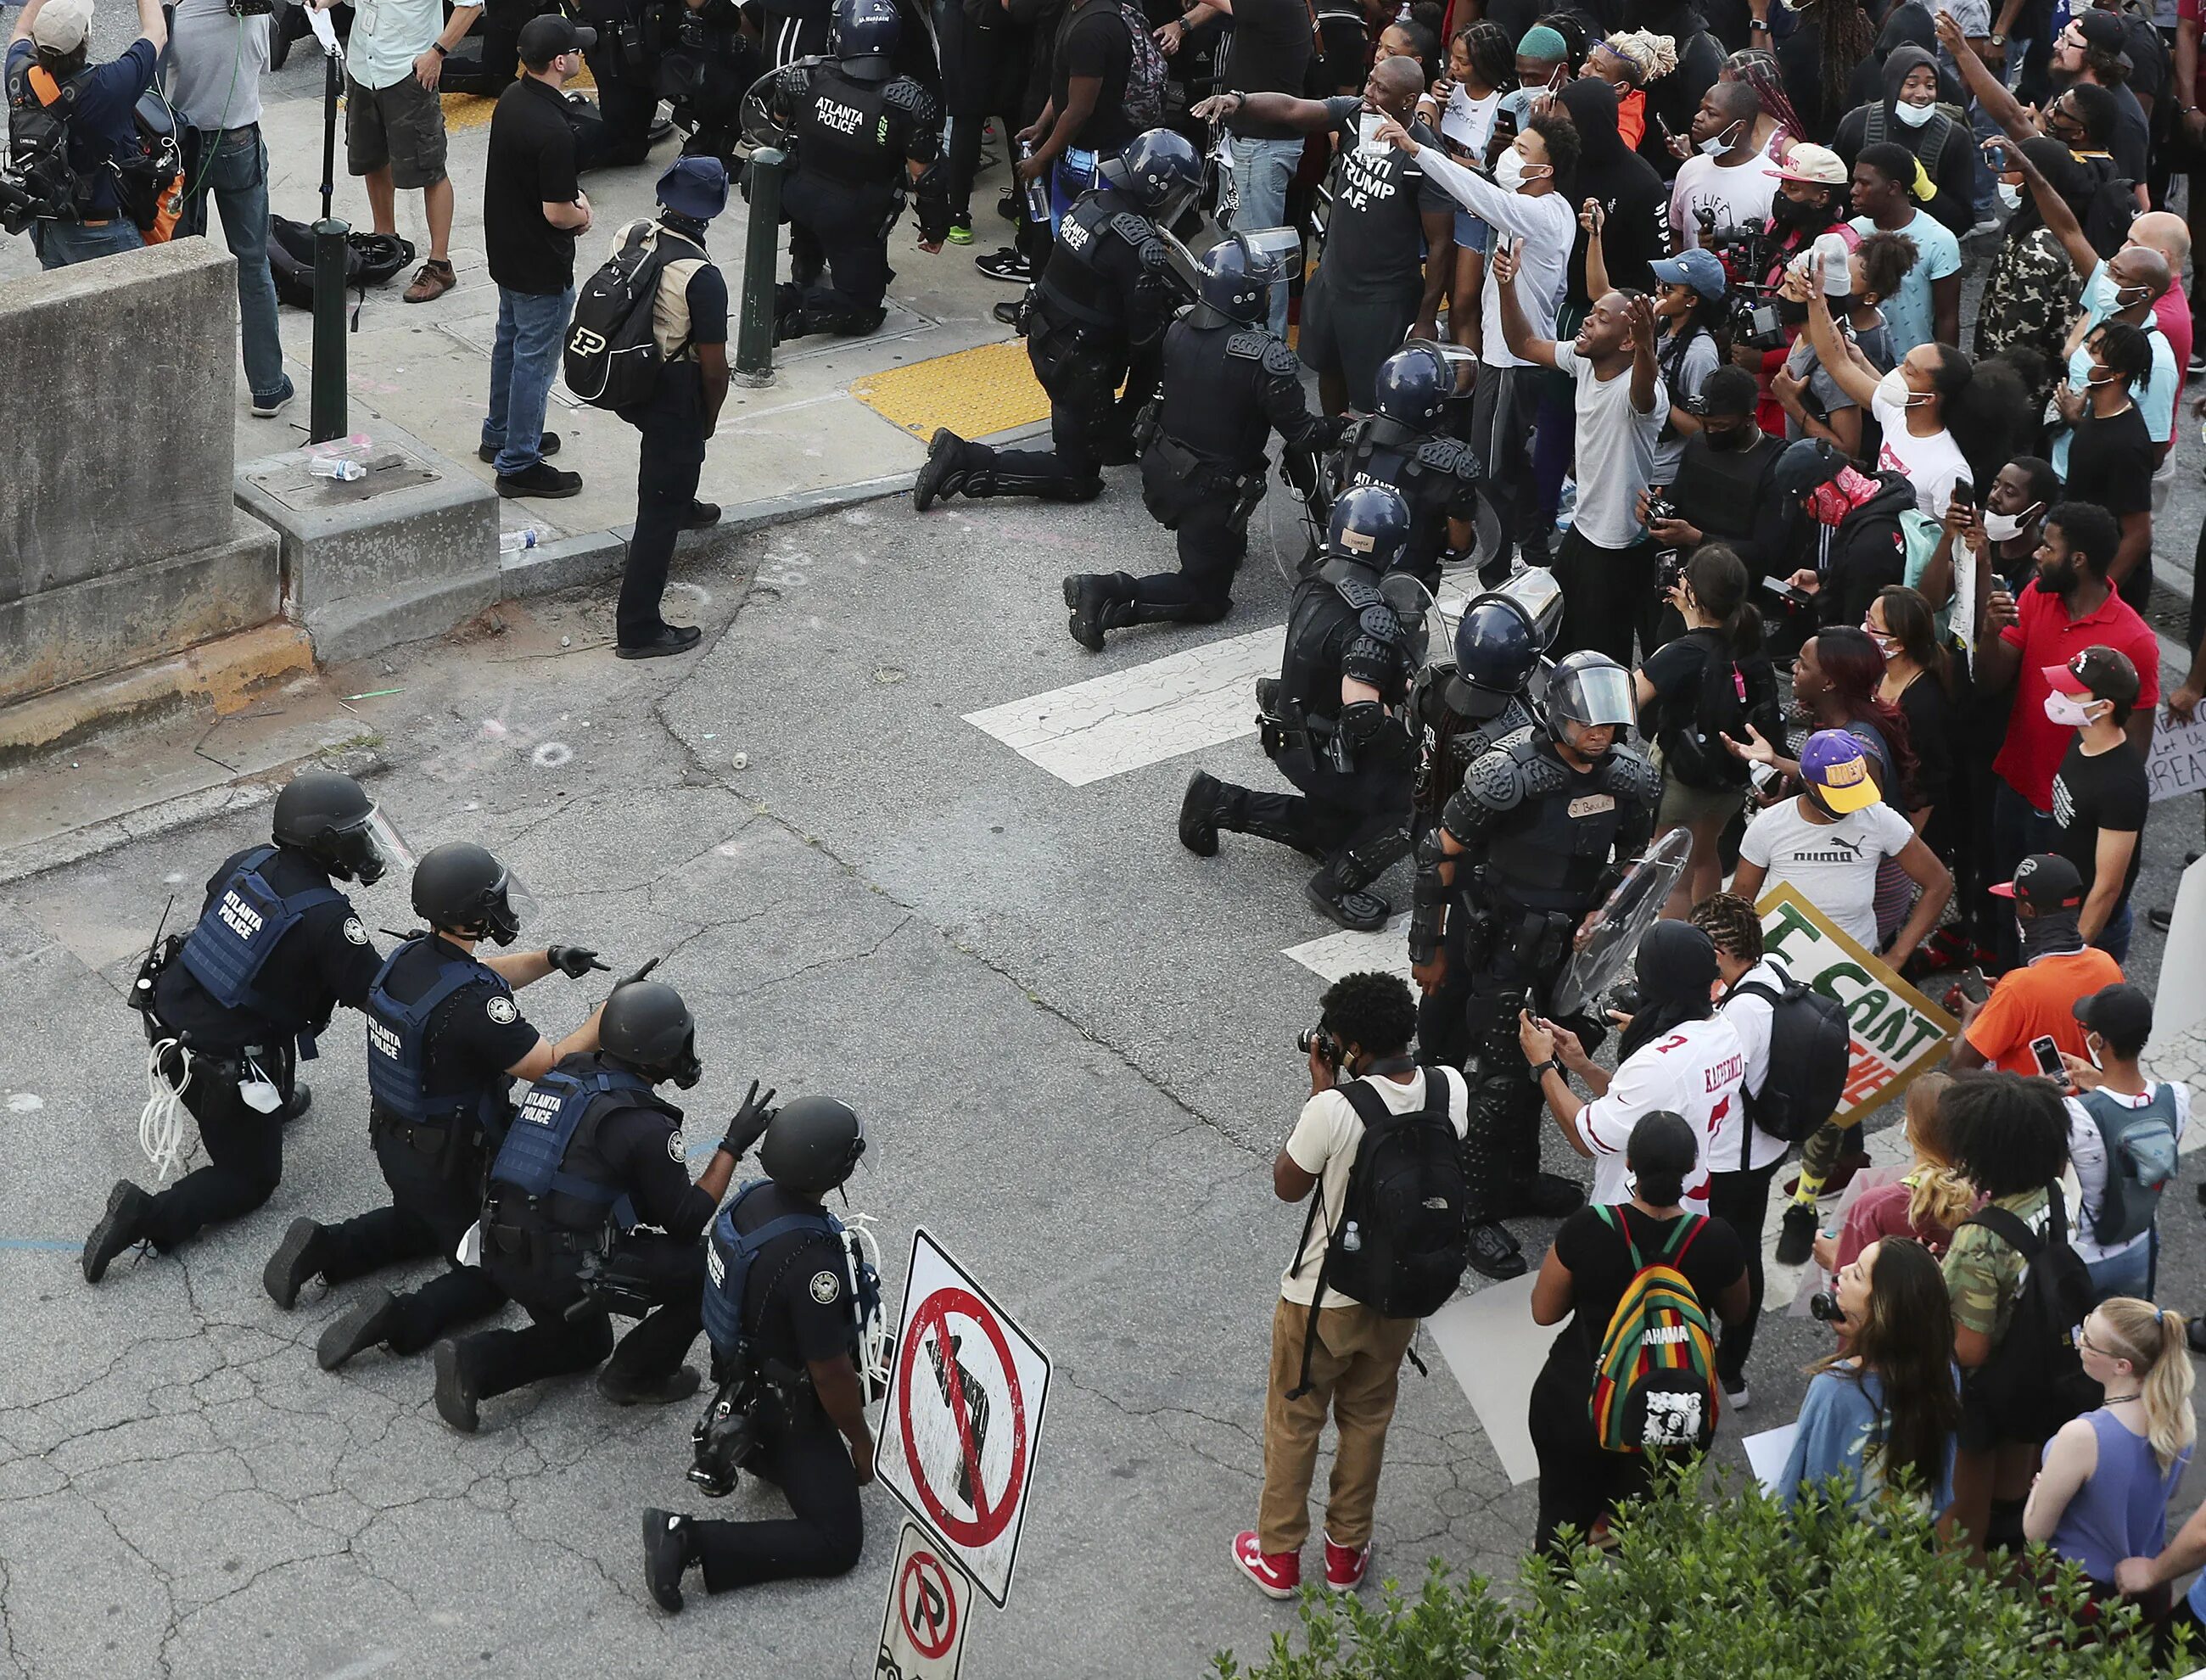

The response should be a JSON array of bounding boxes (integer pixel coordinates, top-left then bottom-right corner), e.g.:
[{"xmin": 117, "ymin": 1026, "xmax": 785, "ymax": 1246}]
[
  {"xmin": 1236, "ymin": 225, "xmax": 1304, "ymax": 285},
  {"xmin": 339, "ymin": 804, "xmax": 417, "ymax": 885},
  {"xmin": 1554, "ymin": 663, "xmax": 1638, "ymax": 732},
  {"xmin": 1399, "ymin": 336, "xmax": 1481, "ymax": 377},
  {"xmin": 1491, "ymin": 565, "xmax": 1564, "ymax": 650},
  {"xmin": 485, "ymin": 867, "xmax": 540, "ymax": 944}
]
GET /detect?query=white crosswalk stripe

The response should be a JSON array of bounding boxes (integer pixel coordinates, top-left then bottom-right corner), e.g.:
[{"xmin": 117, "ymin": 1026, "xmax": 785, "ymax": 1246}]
[{"xmin": 1280, "ymin": 916, "xmax": 1414, "ymax": 985}]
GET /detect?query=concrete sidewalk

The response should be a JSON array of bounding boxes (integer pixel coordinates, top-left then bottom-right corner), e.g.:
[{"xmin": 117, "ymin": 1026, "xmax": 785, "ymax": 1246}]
[{"xmin": 0, "ymin": 66, "xmax": 1048, "ymax": 550}]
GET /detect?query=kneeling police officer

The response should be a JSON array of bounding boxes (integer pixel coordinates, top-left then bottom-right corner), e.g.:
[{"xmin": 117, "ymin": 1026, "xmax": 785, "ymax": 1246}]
[
  {"xmin": 264, "ymin": 842, "xmax": 611, "ymax": 1370},
  {"xmin": 83, "ymin": 772, "xmax": 395, "ymax": 1285},
  {"xmin": 1061, "ymin": 230, "xmax": 1340, "ymax": 651},
  {"xmin": 1179, "ymin": 484, "xmax": 1425, "ymax": 932},
  {"xmin": 1323, "ymin": 343, "xmax": 1487, "ymax": 592},
  {"xmin": 431, "ymin": 978, "xmax": 774, "ymax": 1431},
  {"xmin": 641, "ymin": 1096, "xmax": 878, "ymax": 1610}
]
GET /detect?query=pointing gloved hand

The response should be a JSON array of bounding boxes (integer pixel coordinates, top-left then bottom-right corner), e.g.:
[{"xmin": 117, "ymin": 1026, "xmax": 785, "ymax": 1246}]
[
  {"xmin": 546, "ymin": 944, "xmax": 607, "ymax": 979},
  {"xmin": 719, "ymin": 1080, "xmax": 779, "ymax": 1159},
  {"xmin": 610, "ymin": 956, "xmax": 661, "ymax": 992}
]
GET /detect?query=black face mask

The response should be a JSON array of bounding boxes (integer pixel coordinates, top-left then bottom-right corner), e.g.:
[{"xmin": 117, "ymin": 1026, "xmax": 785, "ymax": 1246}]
[
  {"xmin": 1770, "ymin": 194, "xmax": 1833, "ymax": 230},
  {"xmin": 1705, "ymin": 423, "xmax": 1753, "ymax": 450}
]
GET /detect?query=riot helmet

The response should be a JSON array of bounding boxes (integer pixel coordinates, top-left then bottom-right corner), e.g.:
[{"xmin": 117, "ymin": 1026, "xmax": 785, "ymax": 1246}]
[
  {"xmin": 411, "ymin": 842, "xmax": 534, "ymax": 946},
  {"xmin": 1324, "ymin": 484, "xmax": 1413, "ymax": 574},
  {"xmin": 272, "ymin": 770, "xmax": 407, "ymax": 886},
  {"xmin": 1372, "ymin": 344, "xmax": 1452, "ymax": 430},
  {"xmin": 601, "ymin": 981, "xmax": 703, "ymax": 1089},
  {"xmin": 1543, "ymin": 650, "xmax": 1637, "ymax": 758},
  {"xmin": 1195, "ymin": 228, "xmax": 1299, "ymax": 324},
  {"xmin": 833, "ymin": 0, "xmax": 900, "ymax": 81},
  {"xmin": 1451, "ymin": 567, "xmax": 1562, "ymax": 703},
  {"xmin": 1097, "ymin": 127, "xmax": 1200, "ymax": 212},
  {"xmin": 759, "ymin": 1095, "xmax": 868, "ymax": 1195}
]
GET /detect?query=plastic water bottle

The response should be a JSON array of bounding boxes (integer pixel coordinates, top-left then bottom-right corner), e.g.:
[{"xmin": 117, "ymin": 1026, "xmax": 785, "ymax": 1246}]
[
  {"xmin": 1341, "ymin": 1221, "xmax": 1363, "ymax": 1254},
  {"xmin": 1016, "ymin": 139, "xmax": 1051, "ymax": 225},
  {"xmin": 498, "ymin": 528, "xmax": 540, "ymax": 556},
  {"xmin": 309, "ymin": 456, "xmax": 367, "ymax": 482}
]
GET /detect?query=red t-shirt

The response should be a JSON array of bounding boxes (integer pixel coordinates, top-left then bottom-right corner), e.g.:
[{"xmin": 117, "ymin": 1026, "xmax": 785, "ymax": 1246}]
[
  {"xmin": 2154, "ymin": 289, "xmax": 2194, "ymax": 409},
  {"xmin": 1835, "ymin": 1178, "xmax": 1969, "ymax": 1269},
  {"xmin": 1990, "ymin": 582, "xmax": 2163, "ymax": 810},
  {"xmin": 2182, "ymin": 0, "xmax": 2206, "ymax": 108}
]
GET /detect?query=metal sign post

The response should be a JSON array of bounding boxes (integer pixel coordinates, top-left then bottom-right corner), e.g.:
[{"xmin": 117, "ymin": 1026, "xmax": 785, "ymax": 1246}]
[{"xmin": 308, "ymin": 28, "xmax": 349, "ymax": 443}]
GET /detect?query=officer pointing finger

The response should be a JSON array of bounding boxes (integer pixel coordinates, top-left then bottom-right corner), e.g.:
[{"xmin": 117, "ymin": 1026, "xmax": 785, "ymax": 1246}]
[
  {"xmin": 260, "ymin": 843, "xmax": 612, "ymax": 1372},
  {"xmin": 84, "ymin": 772, "xmax": 396, "ymax": 1285}
]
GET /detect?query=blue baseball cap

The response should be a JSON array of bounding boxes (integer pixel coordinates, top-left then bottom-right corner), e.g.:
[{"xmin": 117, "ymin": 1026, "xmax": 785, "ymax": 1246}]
[
  {"xmin": 1799, "ymin": 729, "xmax": 1881, "ymax": 813},
  {"xmin": 657, "ymin": 157, "xmax": 729, "ymax": 223},
  {"xmin": 1648, "ymin": 247, "xmax": 1728, "ymax": 302}
]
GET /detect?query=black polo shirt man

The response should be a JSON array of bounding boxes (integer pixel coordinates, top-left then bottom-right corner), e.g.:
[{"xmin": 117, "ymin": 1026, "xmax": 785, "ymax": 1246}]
[{"xmin": 479, "ymin": 14, "xmax": 593, "ymax": 496}]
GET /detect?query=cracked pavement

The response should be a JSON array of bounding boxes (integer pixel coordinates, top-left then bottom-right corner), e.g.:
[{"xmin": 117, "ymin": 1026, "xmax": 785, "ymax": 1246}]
[{"xmin": 2, "ymin": 489, "xmax": 2200, "ymax": 1677}]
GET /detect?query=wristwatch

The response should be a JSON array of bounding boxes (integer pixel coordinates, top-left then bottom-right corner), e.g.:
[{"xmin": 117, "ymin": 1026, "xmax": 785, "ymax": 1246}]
[
  {"xmin": 1748, "ymin": 16, "xmax": 1769, "ymax": 28},
  {"xmin": 1989, "ymin": 31, "xmax": 2007, "ymax": 44},
  {"xmin": 1531, "ymin": 1057, "xmax": 1565, "ymax": 1083},
  {"xmin": 431, "ymin": 41, "xmax": 448, "ymax": 54}
]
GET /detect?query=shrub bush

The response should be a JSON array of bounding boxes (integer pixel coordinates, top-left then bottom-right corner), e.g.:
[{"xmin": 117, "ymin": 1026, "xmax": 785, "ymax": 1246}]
[{"xmin": 1212, "ymin": 1464, "xmax": 2177, "ymax": 1680}]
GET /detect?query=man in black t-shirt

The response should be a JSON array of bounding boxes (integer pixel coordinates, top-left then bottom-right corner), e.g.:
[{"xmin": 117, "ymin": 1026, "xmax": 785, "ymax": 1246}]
[
  {"xmin": 1016, "ymin": 0, "xmax": 1134, "ymax": 225},
  {"xmin": 2046, "ymin": 646, "xmax": 2150, "ymax": 962},
  {"xmin": 481, "ymin": 17, "xmax": 595, "ymax": 498}
]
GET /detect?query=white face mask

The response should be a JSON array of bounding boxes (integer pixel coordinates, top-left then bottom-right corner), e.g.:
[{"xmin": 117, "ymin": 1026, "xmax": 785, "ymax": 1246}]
[
  {"xmin": 1876, "ymin": 367, "xmax": 1929, "ymax": 409},
  {"xmin": 1698, "ymin": 120, "xmax": 1742, "ymax": 157},
  {"xmin": 1996, "ymin": 182, "xmax": 2024, "ymax": 210},
  {"xmin": 1980, "ymin": 503, "xmax": 2038, "ymax": 542},
  {"xmin": 2087, "ymin": 269, "xmax": 2151, "ymax": 314},
  {"xmin": 1496, "ymin": 148, "xmax": 1543, "ymax": 191},
  {"xmin": 2042, "ymin": 690, "xmax": 2097, "ymax": 727},
  {"xmin": 1893, "ymin": 97, "xmax": 1937, "ymax": 128}
]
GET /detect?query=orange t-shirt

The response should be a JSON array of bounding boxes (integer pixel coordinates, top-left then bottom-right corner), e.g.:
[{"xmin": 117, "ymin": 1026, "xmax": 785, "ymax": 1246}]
[{"xmin": 1964, "ymin": 948, "xmax": 2125, "ymax": 1076}]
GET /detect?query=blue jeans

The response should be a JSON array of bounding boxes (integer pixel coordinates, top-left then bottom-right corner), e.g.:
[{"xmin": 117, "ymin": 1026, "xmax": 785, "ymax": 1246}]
[
  {"xmin": 1229, "ymin": 134, "xmax": 1303, "ymax": 339},
  {"xmin": 34, "ymin": 214, "xmax": 143, "ymax": 270},
  {"xmin": 2094, "ymin": 899, "xmax": 2133, "ymax": 965},
  {"xmin": 483, "ymin": 285, "xmax": 576, "ymax": 477},
  {"xmin": 181, "ymin": 126, "xmax": 287, "ymax": 406},
  {"xmin": 2085, "ymin": 1227, "xmax": 2155, "ymax": 1304}
]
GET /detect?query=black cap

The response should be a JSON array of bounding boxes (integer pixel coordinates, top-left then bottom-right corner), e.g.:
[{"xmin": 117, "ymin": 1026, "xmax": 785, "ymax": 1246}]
[
  {"xmin": 1773, "ymin": 437, "xmax": 1847, "ymax": 496},
  {"xmin": 2074, "ymin": 10, "xmax": 2125, "ymax": 50},
  {"xmin": 518, "ymin": 14, "xmax": 596, "ymax": 67},
  {"xmin": 2074, "ymin": 983, "xmax": 2153, "ymax": 1051},
  {"xmin": 1990, "ymin": 852, "xmax": 2084, "ymax": 908}
]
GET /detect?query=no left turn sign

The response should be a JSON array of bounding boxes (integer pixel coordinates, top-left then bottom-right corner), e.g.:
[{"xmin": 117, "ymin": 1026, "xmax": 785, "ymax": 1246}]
[{"xmin": 876, "ymin": 1229, "xmax": 1052, "ymax": 1607}]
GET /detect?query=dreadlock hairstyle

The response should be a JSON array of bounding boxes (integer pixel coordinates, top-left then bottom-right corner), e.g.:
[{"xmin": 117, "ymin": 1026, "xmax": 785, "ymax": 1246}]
[{"xmin": 1722, "ymin": 48, "xmax": 1804, "ymax": 146}]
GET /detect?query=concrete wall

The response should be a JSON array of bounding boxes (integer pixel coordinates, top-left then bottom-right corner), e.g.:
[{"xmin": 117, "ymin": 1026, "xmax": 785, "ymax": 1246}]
[{"xmin": 0, "ymin": 240, "xmax": 281, "ymax": 707}]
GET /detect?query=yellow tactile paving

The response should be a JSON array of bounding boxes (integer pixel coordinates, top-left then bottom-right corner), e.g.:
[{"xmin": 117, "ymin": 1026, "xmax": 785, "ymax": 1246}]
[
  {"xmin": 438, "ymin": 59, "xmax": 593, "ymax": 131},
  {"xmin": 849, "ymin": 339, "xmax": 1051, "ymax": 440}
]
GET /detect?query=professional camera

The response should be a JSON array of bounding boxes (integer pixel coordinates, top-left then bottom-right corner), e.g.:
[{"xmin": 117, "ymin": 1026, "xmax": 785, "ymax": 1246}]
[
  {"xmin": 1808, "ymin": 1290, "xmax": 1845, "ymax": 1324},
  {"xmin": 1643, "ymin": 495, "xmax": 1679, "ymax": 526},
  {"xmin": 0, "ymin": 132, "xmax": 76, "ymax": 236},
  {"xmin": 1605, "ymin": 981, "xmax": 1643, "ymax": 1018},
  {"xmin": 1297, "ymin": 1025, "xmax": 1342, "ymax": 1064},
  {"xmin": 1729, "ymin": 286, "xmax": 1789, "ymax": 353}
]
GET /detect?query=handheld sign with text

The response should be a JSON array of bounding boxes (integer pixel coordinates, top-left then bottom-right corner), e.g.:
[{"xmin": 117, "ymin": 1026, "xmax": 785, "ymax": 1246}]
[{"xmin": 1753, "ymin": 883, "xmax": 1959, "ymax": 1128}]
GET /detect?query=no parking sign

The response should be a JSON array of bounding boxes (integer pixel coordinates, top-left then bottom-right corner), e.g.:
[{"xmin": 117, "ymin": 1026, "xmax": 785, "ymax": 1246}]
[
  {"xmin": 876, "ymin": 1520, "xmax": 975, "ymax": 1680},
  {"xmin": 876, "ymin": 1229, "xmax": 1052, "ymax": 1607}
]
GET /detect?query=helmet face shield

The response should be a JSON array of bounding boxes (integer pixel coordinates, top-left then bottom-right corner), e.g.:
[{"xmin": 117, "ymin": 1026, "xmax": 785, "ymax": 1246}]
[
  {"xmin": 484, "ymin": 869, "xmax": 537, "ymax": 946},
  {"xmin": 334, "ymin": 804, "xmax": 414, "ymax": 886},
  {"xmin": 1237, "ymin": 225, "xmax": 1302, "ymax": 285},
  {"xmin": 1550, "ymin": 660, "xmax": 1638, "ymax": 732},
  {"xmin": 1492, "ymin": 565, "xmax": 1564, "ymax": 651}
]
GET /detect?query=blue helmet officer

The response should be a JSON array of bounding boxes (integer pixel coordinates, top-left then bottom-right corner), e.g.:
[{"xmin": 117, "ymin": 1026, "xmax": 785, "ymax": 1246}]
[
  {"xmin": 911, "ymin": 126, "xmax": 1199, "ymax": 508},
  {"xmin": 1321, "ymin": 341, "xmax": 1490, "ymax": 593},
  {"xmin": 83, "ymin": 771, "xmax": 397, "ymax": 1285},
  {"xmin": 641, "ymin": 1095, "xmax": 879, "ymax": 1610},
  {"xmin": 1061, "ymin": 229, "xmax": 1345, "ymax": 651},
  {"xmin": 1179, "ymin": 484, "xmax": 1428, "ymax": 931},
  {"xmin": 431, "ymin": 977, "xmax": 776, "ymax": 1431},
  {"xmin": 263, "ymin": 841, "xmax": 614, "ymax": 1371}
]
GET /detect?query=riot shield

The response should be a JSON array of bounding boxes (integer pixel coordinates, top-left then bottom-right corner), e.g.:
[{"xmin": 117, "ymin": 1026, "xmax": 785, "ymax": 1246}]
[{"xmin": 1545, "ymin": 826, "xmax": 1694, "ymax": 1018}]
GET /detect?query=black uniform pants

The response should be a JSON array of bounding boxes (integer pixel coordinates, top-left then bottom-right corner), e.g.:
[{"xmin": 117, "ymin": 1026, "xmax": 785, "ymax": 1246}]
[
  {"xmin": 1415, "ymin": 914, "xmax": 1475, "ymax": 1071},
  {"xmin": 437, "ymin": 0, "xmax": 553, "ymax": 92},
  {"xmin": 1705, "ymin": 1154, "xmax": 1781, "ymax": 1389},
  {"xmin": 959, "ymin": 323, "xmax": 1126, "ymax": 501},
  {"xmin": 1460, "ymin": 927, "xmax": 1599, "ymax": 1222},
  {"xmin": 578, "ymin": 25, "xmax": 661, "ymax": 168},
  {"xmin": 780, "ymin": 178, "xmax": 896, "ymax": 338},
  {"xmin": 1530, "ymin": 1352, "xmax": 1652, "ymax": 1554},
  {"xmin": 466, "ymin": 1231, "xmax": 705, "ymax": 1400},
  {"xmin": 618, "ymin": 379, "xmax": 709, "ymax": 646},
  {"xmin": 140, "ymin": 1045, "xmax": 284, "ymax": 1251},
  {"xmin": 1239, "ymin": 753, "xmax": 1414, "ymax": 875},
  {"xmin": 314, "ymin": 1129, "xmax": 507, "ymax": 1354},
  {"xmin": 1136, "ymin": 456, "xmax": 1248, "ymax": 620},
  {"xmin": 692, "ymin": 1393, "xmax": 865, "ymax": 1590}
]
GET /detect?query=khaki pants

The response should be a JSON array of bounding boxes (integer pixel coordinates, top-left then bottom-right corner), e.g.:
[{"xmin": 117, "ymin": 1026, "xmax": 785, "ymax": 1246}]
[{"xmin": 1258, "ymin": 1295, "xmax": 1419, "ymax": 1555}]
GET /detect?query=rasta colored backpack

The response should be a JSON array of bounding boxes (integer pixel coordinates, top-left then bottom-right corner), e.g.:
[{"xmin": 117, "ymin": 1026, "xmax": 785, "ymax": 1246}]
[{"xmin": 1589, "ymin": 1206, "xmax": 1720, "ymax": 1455}]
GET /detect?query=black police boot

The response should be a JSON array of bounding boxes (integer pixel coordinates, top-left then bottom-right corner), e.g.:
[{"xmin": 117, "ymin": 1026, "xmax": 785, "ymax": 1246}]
[
  {"xmin": 1467, "ymin": 1220, "xmax": 1527, "ymax": 1280},
  {"xmin": 1330, "ymin": 830, "xmax": 1410, "ymax": 897},
  {"xmin": 433, "ymin": 1339, "xmax": 480, "ymax": 1434},
  {"xmin": 81, "ymin": 1179, "xmax": 153, "ymax": 1285},
  {"xmin": 641, "ymin": 1509, "xmax": 698, "ymax": 1614},
  {"xmin": 318, "ymin": 1285, "xmax": 400, "ymax": 1370},
  {"xmin": 262, "ymin": 1217, "xmax": 329, "ymax": 1311},
  {"xmin": 912, "ymin": 428, "xmax": 969, "ymax": 512},
  {"xmin": 1511, "ymin": 1173, "xmax": 1587, "ymax": 1218},
  {"xmin": 598, "ymin": 1364, "xmax": 703, "ymax": 1408},
  {"xmin": 1062, "ymin": 573, "xmax": 1137, "ymax": 652},
  {"xmin": 1179, "ymin": 770, "xmax": 1239, "ymax": 857},
  {"xmin": 1305, "ymin": 860, "xmax": 1391, "ymax": 932},
  {"xmin": 281, "ymin": 1082, "xmax": 312, "ymax": 1123},
  {"xmin": 1772, "ymin": 1202, "xmax": 1818, "ymax": 1267}
]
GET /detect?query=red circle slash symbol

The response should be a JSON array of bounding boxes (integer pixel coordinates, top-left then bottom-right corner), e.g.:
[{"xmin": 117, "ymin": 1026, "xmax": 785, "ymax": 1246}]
[
  {"xmin": 899, "ymin": 1548, "xmax": 957, "ymax": 1660},
  {"xmin": 895, "ymin": 1287, "xmax": 1029, "ymax": 1549}
]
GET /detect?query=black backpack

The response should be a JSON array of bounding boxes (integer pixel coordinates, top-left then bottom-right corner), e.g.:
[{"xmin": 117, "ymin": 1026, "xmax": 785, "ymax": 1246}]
[
  {"xmin": 266, "ymin": 214, "xmax": 414, "ymax": 310},
  {"xmin": 1660, "ymin": 631, "xmax": 1777, "ymax": 792},
  {"xmin": 1285, "ymin": 1068, "xmax": 1469, "ymax": 1398},
  {"xmin": 565, "ymin": 221, "xmax": 686, "ymax": 410},
  {"xmin": 1727, "ymin": 960, "xmax": 1852, "ymax": 1154},
  {"xmin": 1961, "ymin": 1195, "xmax": 2099, "ymax": 1446}
]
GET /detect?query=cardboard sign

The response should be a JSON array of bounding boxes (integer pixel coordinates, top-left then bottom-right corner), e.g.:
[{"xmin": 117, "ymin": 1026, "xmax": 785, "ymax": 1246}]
[
  {"xmin": 1754, "ymin": 883, "xmax": 1960, "ymax": 1128},
  {"xmin": 2147, "ymin": 712, "xmax": 2206, "ymax": 804}
]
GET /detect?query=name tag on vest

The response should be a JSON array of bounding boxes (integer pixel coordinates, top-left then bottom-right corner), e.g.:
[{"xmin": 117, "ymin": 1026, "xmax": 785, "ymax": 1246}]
[{"xmin": 1569, "ymin": 793, "xmax": 1615, "ymax": 818}]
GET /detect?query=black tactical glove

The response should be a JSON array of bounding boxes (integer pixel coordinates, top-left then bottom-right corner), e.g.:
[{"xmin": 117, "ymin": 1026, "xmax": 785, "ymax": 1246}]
[
  {"xmin": 611, "ymin": 955, "xmax": 661, "ymax": 992},
  {"xmin": 719, "ymin": 1079, "xmax": 778, "ymax": 1158},
  {"xmin": 546, "ymin": 944, "xmax": 607, "ymax": 980}
]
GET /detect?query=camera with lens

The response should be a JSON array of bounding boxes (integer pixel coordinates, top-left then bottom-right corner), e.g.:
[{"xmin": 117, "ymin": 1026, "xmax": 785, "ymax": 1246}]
[
  {"xmin": 1297, "ymin": 1025, "xmax": 1342, "ymax": 1065},
  {"xmin": 1727, "ymin": 285, "xmax": 1789, "ymax": 353},
  {"xmin": 1605, "ymin": 981, "xmax": 1643, "ymax": 1018},
  {"xmin": 1808, "ymin": 1290, "xmax": 1845, "ymax": 1324}
]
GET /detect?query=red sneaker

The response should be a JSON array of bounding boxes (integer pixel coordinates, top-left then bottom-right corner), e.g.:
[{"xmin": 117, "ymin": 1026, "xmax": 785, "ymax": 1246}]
[
  {"xmin": 1323, "ymin": 1532, "xmax": 1370, "ymax": 1591},
  {"xmin": 1232, "ymin": 1530, "xmax": 1301, "ymax": 1599}
]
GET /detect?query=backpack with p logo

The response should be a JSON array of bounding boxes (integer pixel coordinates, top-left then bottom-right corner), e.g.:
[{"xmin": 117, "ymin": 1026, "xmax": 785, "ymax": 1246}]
[
  {"xmin": 1728, "ymin": 960, "xmax": 1852, "ymax": 1152},
  {"xmin": 565, "ymin": 221, "xmax": 688, "ymax": 411},
  {"xmin": 2074, "ymin": 1085, "xmax": 2181, "ymax": 1249},
  {"xmin": 1589, "ymin": 1206, "xmax": 1719, "ymax": 1454},
  {"xmin": 1284, "ymin": 1068, "xmax": 1469, "ymax": 1398}
]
